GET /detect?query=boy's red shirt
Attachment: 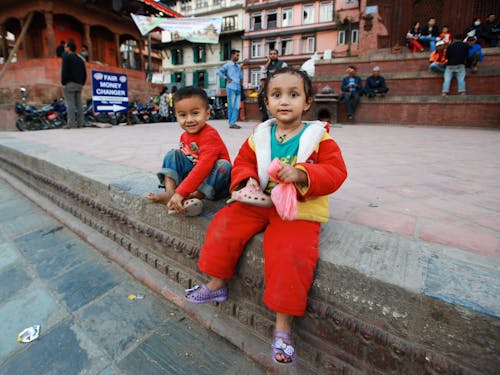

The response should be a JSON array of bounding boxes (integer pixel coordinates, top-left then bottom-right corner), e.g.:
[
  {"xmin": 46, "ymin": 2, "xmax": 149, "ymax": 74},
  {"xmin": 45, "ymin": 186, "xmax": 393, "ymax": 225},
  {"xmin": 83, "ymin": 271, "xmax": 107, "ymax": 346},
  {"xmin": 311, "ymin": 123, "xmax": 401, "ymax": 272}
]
[{"xmin": 176, "ymin": 124, "xmax": 230, "ymax": 197}]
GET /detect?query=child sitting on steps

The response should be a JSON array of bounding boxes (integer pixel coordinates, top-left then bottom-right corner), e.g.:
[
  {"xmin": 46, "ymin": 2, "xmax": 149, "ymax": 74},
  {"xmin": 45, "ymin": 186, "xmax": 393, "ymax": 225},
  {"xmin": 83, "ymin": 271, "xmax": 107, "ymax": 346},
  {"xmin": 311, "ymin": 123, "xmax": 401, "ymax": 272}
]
[
  {"xmin": 147, "ymin": 86, "xmax": 232, "ymax": 216},
  {"xmin": 185, "ymin": 67, "xmax": 347, "ymax": 365}
]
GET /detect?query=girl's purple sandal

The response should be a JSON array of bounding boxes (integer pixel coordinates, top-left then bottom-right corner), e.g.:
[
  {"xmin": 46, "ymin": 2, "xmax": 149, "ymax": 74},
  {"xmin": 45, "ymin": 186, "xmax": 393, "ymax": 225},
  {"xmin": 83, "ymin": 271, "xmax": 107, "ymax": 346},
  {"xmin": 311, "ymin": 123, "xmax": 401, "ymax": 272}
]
[
  {"xmin": 272, "ymin": 331, "xmax": 296, "ymax": 365},
  {"xmin": 184, "ymin": 284, "xmax": 228, "ymax": 304}
]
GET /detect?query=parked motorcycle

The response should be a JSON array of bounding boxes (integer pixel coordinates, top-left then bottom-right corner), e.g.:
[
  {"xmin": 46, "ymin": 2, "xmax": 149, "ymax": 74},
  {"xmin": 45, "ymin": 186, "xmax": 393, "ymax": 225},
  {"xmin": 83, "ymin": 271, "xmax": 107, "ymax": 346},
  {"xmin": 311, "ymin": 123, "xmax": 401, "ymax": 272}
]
[
  {"xmin": 209, "ymin": 97, "xmax": 227, "ymax": 120},
  {"xmin": 15, "ymin": 87, "xmax": 41, "ymax": 131},
  {"xmin": 15, "ymin": 88, "xmax": 67, "ymax": 131},
  {"xmin": 84, "ymin": 99, "xmax": 126, "ymax": 126},
  {"xmin": 127, "ymin": 100, "xmax": 144, "ymax": 125}
]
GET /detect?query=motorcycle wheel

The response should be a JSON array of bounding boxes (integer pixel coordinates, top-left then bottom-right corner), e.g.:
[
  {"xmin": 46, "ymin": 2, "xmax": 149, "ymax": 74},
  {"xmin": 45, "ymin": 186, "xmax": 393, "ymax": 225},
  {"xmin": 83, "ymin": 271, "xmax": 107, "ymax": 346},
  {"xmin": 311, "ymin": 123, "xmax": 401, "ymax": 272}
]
[{"xmin": 16, "ymin": 118, "xmax": 28, "ymax": 131}]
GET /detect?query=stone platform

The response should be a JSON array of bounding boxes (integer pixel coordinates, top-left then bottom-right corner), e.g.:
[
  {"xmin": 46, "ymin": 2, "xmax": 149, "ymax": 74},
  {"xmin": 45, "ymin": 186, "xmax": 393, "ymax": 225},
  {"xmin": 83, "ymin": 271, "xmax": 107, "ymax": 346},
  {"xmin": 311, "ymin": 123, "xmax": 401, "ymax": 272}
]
[{"xmin": 0, "ymin": 121, "xmax": 498, "ymax": 374}]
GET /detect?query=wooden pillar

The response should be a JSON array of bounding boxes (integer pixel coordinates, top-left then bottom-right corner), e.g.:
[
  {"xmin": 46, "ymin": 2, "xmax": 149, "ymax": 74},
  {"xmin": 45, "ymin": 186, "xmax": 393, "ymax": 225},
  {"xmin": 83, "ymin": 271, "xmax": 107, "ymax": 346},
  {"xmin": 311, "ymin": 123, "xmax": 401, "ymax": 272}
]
[
  {"xmin": 19, "ymin": 17, "xmax": 32, "ymax": 59},
  {"xmin": 44, "ymin": 11, "xmax": 56, "ymax": 57},
  {"xmin": 84, "ymin": 23, "xmax": 92, "ymax": 62},
  {"xmin": 138, "ymin": 38, "xmax": 145, "ymax": 71},
  {"xmin": 0, "ymin": 12, "xmax": 34, "ymax": 81},
  {"xmin": 0, "ymin": 24, "xmax": 8, "ymax": 62},
  {"xmin": 114, "ymin": 33, "xmax": 122, "ymax": 67}
]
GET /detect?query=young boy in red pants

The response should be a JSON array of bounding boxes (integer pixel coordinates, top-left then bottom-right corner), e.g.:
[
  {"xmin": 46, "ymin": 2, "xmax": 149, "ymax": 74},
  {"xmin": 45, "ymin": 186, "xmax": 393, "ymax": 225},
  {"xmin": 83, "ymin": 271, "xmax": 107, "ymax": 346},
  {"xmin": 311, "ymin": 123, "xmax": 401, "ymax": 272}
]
[{"xmin": 185, "ymin": 67, "xmax": 347, "ymax": 365}]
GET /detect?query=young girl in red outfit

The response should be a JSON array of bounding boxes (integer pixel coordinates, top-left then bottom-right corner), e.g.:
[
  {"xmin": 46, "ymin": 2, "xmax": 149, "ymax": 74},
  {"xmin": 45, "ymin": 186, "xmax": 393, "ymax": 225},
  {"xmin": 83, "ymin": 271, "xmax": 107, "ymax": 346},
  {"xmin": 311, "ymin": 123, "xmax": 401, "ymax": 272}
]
[
  {"xmin": 185, "ymin": 67, "xmax": 347, "ymax": 365},
  {"xmin": 406, "ymin": 22, "xmax": 425, "ymax": 52}
]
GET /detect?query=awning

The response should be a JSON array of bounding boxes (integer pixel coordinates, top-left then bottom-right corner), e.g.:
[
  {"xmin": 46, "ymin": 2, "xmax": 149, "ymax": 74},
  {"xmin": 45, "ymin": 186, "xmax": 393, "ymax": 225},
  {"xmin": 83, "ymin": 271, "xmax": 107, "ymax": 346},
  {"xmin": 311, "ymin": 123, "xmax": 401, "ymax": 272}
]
[{"xmin": 140, "ymin": 0, "xmax": 182, "ymax": 18}]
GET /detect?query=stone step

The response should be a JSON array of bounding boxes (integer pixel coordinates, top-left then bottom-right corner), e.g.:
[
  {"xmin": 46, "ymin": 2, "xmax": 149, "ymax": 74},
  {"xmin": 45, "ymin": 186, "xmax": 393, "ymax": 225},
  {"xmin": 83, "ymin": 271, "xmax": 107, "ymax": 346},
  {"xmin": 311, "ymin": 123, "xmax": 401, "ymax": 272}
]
[
  {"xmin": 313, "ymin": 68, "xmax": 500, "ymax": 96},
  {"xmin": 315, "ymin": 47, "xmax": 500, "ymax": 76},
  {"xmin": 0, "ymin": 135, "xmax": 498, "ymax": 374},
  {"xmin": 244, "ymin": 94, "xmax": 500, "ymax": 127},
  {"xmin": 330, "ymin": 95, "xmax": 500, "ymax": 127}
]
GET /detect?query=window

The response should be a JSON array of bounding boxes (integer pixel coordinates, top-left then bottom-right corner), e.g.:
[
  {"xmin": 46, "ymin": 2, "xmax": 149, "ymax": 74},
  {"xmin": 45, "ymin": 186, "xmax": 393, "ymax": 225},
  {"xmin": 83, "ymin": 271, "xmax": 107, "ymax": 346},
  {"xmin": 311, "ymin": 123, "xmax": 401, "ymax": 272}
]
[
  {"xmin": 338, "ymin": 28, "xmax": 358, "ymax": 45},
  {"xmin": 193, "ymin": 70, "xmax": 208, "ymax": 88},
  {"xmin": 281, "ymin": 38, "xmax": 293, "ymax": 55},
  {"xmin": 250, "ymin": 69, "xmax": 261, "ymax": 87},
  {"xmin": 195, "ymin": 0, "xmax": 208, "ymax": 8},
  {"xmin": 220, "ymin": 40, "xmax": 231, "ymax": 61},
  {"xmin": 180, "ymin": 0, "xmax": 191, "ymax": 12},
  {"xmin": 303, "ymin": 4, "xmax": 315, "ymax": 25},
  {"xmin": 213, "ymin": 0, "xmax": 223, "ymax": 5},
  {"xmin": 251, "ymin": 40, "xmax": 263, "ymax": 58},
  {"xmin": 282, "ymin": 8, "xmax": 293, "ymax": 27},
  {"xmin": 222, "ymin": 15, "xmax": 238, "ymax": 32},
  {"xmin": 266, "ymin": 11, "xmax": 277, "ymax": 29},
  {"xmin": 251, "ymin": 13, "xmax": 262, "ymax": 31},
  {"xmin": 171, "ymin": 71, "xmax": 185, "ymax": 86},
  {"xmin": 319, "ymin": 2, "xmax": 333, "ymax": 22},
  {"xmin": 351, "ymin": 29, "xmax": 359, "ymax": 44},
  {"xmin": 266, "ymin": 39, "xmax": 276, "ymax": 55},
  {"xmin": 338, "ymin": 30, "xmax": 345, "ymax": 45},
  {"xmin": 171, "ymin": 48, "xmax": 183, "ymax": 65},
  {"xmin": 303, "ymin": 36, "xmax": 315, "ymax": 53},
  {"xmin": 193, "ymin": 44, "xmax": 206, "ymax": 63},
  {"xmin": 121, "ymin": 40, "xmax": 138, "ymax": 69}
]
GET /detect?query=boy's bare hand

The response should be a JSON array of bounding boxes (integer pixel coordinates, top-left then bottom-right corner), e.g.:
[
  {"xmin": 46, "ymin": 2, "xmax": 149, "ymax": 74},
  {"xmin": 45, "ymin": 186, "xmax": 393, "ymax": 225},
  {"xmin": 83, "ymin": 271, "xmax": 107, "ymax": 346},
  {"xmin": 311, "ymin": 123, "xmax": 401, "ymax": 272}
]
[
  {"xmin": 167, "ymin": 193, "xmax": 185, "ymax": 214},
  {"xmin": 276, "ymin": 163, "xmax": 307, "ymax": 184}
]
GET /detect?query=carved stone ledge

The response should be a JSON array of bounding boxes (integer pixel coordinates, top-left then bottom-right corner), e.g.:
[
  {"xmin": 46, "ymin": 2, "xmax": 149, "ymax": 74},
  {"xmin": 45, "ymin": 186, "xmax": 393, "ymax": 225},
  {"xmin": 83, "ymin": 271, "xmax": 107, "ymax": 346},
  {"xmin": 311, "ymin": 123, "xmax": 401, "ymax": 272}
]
[{"xmin": 0, "ymin": 154, "xmax": 488, "ymax": 374}]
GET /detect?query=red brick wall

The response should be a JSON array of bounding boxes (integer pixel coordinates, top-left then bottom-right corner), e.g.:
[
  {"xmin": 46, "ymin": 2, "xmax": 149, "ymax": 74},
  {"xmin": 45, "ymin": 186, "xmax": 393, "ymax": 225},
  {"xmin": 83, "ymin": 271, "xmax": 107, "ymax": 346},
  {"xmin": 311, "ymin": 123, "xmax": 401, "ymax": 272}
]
[{"xmin": 0, "ymin": 58, "xmax": 164, "ymax": 130}]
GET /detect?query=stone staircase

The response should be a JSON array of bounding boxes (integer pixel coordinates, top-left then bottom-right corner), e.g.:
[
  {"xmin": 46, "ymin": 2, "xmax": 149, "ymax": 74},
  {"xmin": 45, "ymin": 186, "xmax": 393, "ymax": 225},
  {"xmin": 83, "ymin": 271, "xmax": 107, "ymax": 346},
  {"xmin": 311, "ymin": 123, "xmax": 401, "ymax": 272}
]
[
  {"xmin": 1, "ymin": 133, "xmax": 498, "ymax": 374},
  {"xmin": 308, "ymin": 48, "xmax": 500, "ymax": 127}
]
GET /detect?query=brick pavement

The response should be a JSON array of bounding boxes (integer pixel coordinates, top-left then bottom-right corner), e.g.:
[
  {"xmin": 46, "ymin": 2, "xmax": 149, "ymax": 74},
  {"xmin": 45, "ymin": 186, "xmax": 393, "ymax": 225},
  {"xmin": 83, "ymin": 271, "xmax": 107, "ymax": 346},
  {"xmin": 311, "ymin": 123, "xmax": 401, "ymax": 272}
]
[
  {"xmin": 0, "ymin": 178, "xmax": 267, "ymax": 375},
  {"xmin": 6, "ymin": 121, "xmax": 499, "ymax": 258}
]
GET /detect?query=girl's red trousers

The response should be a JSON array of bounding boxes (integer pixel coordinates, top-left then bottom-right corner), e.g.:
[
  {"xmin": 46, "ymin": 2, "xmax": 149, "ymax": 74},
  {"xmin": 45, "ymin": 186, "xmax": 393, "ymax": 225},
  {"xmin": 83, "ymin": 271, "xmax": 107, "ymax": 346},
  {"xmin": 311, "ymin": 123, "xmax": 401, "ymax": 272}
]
[{"xmin": 198, "ymin": 202, "xmax": 320, "ymax": 316}]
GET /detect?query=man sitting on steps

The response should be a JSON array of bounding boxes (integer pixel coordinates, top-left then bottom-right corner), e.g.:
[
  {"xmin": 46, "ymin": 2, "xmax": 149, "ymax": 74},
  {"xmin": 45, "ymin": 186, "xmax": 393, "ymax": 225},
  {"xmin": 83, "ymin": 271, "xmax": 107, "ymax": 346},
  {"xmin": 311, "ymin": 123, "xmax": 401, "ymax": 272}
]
[
  {"xmin": 364, "ymin": 66, "xmax": 389, "ymax": 98},
  {"xmin": 339, "ymin": 65, "xmax": 363, "ymax": 120}
]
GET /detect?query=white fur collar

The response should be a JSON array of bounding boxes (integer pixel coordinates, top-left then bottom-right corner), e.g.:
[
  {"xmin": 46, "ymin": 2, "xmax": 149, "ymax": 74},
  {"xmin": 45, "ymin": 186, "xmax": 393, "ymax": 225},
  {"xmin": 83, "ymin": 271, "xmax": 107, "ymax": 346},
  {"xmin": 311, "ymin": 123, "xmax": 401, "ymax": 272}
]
[{"xmin": 252, "ymin": 119, "xmax": 327, "ymax": 190}]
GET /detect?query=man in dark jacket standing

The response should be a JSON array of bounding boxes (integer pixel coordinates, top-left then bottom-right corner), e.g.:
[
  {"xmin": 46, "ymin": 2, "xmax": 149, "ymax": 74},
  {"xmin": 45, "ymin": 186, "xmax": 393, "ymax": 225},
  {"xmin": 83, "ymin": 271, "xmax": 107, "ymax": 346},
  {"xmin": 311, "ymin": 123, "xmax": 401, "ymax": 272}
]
[
  {"xmin": 263, "ymin": 49, "xmax": 287, "ymax": 79},
  {"xmin": 61, "ymin": 40, "xmax": 87, "ymax": 128},
  {"xmin": 442, "ymin": 35, "xmax": 469, "ymax": 96}
]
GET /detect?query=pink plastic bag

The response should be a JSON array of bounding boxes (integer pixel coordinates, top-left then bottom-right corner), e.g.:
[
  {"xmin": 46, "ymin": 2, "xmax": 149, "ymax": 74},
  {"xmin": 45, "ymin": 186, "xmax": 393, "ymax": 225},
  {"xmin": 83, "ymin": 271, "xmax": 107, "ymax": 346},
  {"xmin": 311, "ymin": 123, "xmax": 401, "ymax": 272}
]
[{"xmin": 267, "ymin": 158, "xmax": 298, "ymax": 220}]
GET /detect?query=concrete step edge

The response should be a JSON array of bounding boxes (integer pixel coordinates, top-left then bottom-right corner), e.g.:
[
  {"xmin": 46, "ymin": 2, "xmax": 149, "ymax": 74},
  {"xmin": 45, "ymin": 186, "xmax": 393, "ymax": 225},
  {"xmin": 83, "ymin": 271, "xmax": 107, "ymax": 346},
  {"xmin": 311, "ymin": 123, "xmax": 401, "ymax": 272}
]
[{"xmin": 0, "ymin": 137, "xmax": 497, "ymax": 374}]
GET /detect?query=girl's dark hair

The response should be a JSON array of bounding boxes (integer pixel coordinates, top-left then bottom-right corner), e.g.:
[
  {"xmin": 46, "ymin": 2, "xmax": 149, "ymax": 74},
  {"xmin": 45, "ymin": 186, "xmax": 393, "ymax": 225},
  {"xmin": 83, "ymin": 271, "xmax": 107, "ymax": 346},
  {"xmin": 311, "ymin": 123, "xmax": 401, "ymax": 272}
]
[
  {"xmin": 172, "ymin": 86, "xmax": 209, "ymax": 108},
  {"xmin": 264, "ymin": 66, "xmax": 314, "ymax": 104}
]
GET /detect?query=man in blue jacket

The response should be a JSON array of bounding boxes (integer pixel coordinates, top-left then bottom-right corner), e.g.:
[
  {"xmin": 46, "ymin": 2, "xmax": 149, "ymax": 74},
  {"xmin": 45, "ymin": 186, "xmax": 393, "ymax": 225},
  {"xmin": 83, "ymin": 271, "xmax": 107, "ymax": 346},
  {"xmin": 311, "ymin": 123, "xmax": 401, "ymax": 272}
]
[
  {"xmin": 339, "ymin": 65, "xmax": 363, "ymax": 120},
  {"xmin": 466, "ymin": 36, "xmax": 484, "ymax": 73}
]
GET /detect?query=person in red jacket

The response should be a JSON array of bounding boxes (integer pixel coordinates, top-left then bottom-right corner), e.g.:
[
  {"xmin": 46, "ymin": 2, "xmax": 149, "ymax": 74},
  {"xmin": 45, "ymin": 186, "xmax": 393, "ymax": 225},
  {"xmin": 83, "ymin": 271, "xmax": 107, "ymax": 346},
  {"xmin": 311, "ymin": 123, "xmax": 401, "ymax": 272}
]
[
  {"xmin": 147, "ymin": 86, "xmax": 231, "ymax": 216},
  {"xmin": 185, "ymin": 67, "xmax": 347, "ymax": 364}
]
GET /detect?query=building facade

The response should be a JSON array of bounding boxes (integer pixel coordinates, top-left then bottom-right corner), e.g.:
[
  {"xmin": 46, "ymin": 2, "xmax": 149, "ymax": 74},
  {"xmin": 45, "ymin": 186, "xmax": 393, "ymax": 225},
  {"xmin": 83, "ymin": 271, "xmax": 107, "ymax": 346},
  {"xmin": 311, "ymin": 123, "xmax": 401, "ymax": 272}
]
[
  {"xmin": 158, "ymin": 0, "xmax": 245, "ymax": 96},
  {"xmin": 0, "ymin": 0, "xmax": 181, "ymax": 72},
  {"xmin": 242, "ymin": 0, "xmax": 361, "ymax": 87}
]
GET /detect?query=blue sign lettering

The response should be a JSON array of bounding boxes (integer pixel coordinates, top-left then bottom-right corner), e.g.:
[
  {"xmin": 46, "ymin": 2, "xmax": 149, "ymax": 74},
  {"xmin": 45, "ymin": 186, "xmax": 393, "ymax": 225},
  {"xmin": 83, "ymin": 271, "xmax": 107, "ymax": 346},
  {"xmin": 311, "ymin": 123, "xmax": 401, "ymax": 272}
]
[{"xmin": 91, "ymin": 70, "xmax": 128, "ymax": 112}]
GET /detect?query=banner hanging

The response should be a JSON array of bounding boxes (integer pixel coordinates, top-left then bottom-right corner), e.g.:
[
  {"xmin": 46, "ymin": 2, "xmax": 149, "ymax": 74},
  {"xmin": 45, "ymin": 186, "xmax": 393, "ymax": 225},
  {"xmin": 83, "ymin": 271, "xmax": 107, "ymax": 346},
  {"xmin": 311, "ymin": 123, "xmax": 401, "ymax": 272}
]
[{"xmin": 131, "ymin": 13, "xmax": 222, "ymax": 44}]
